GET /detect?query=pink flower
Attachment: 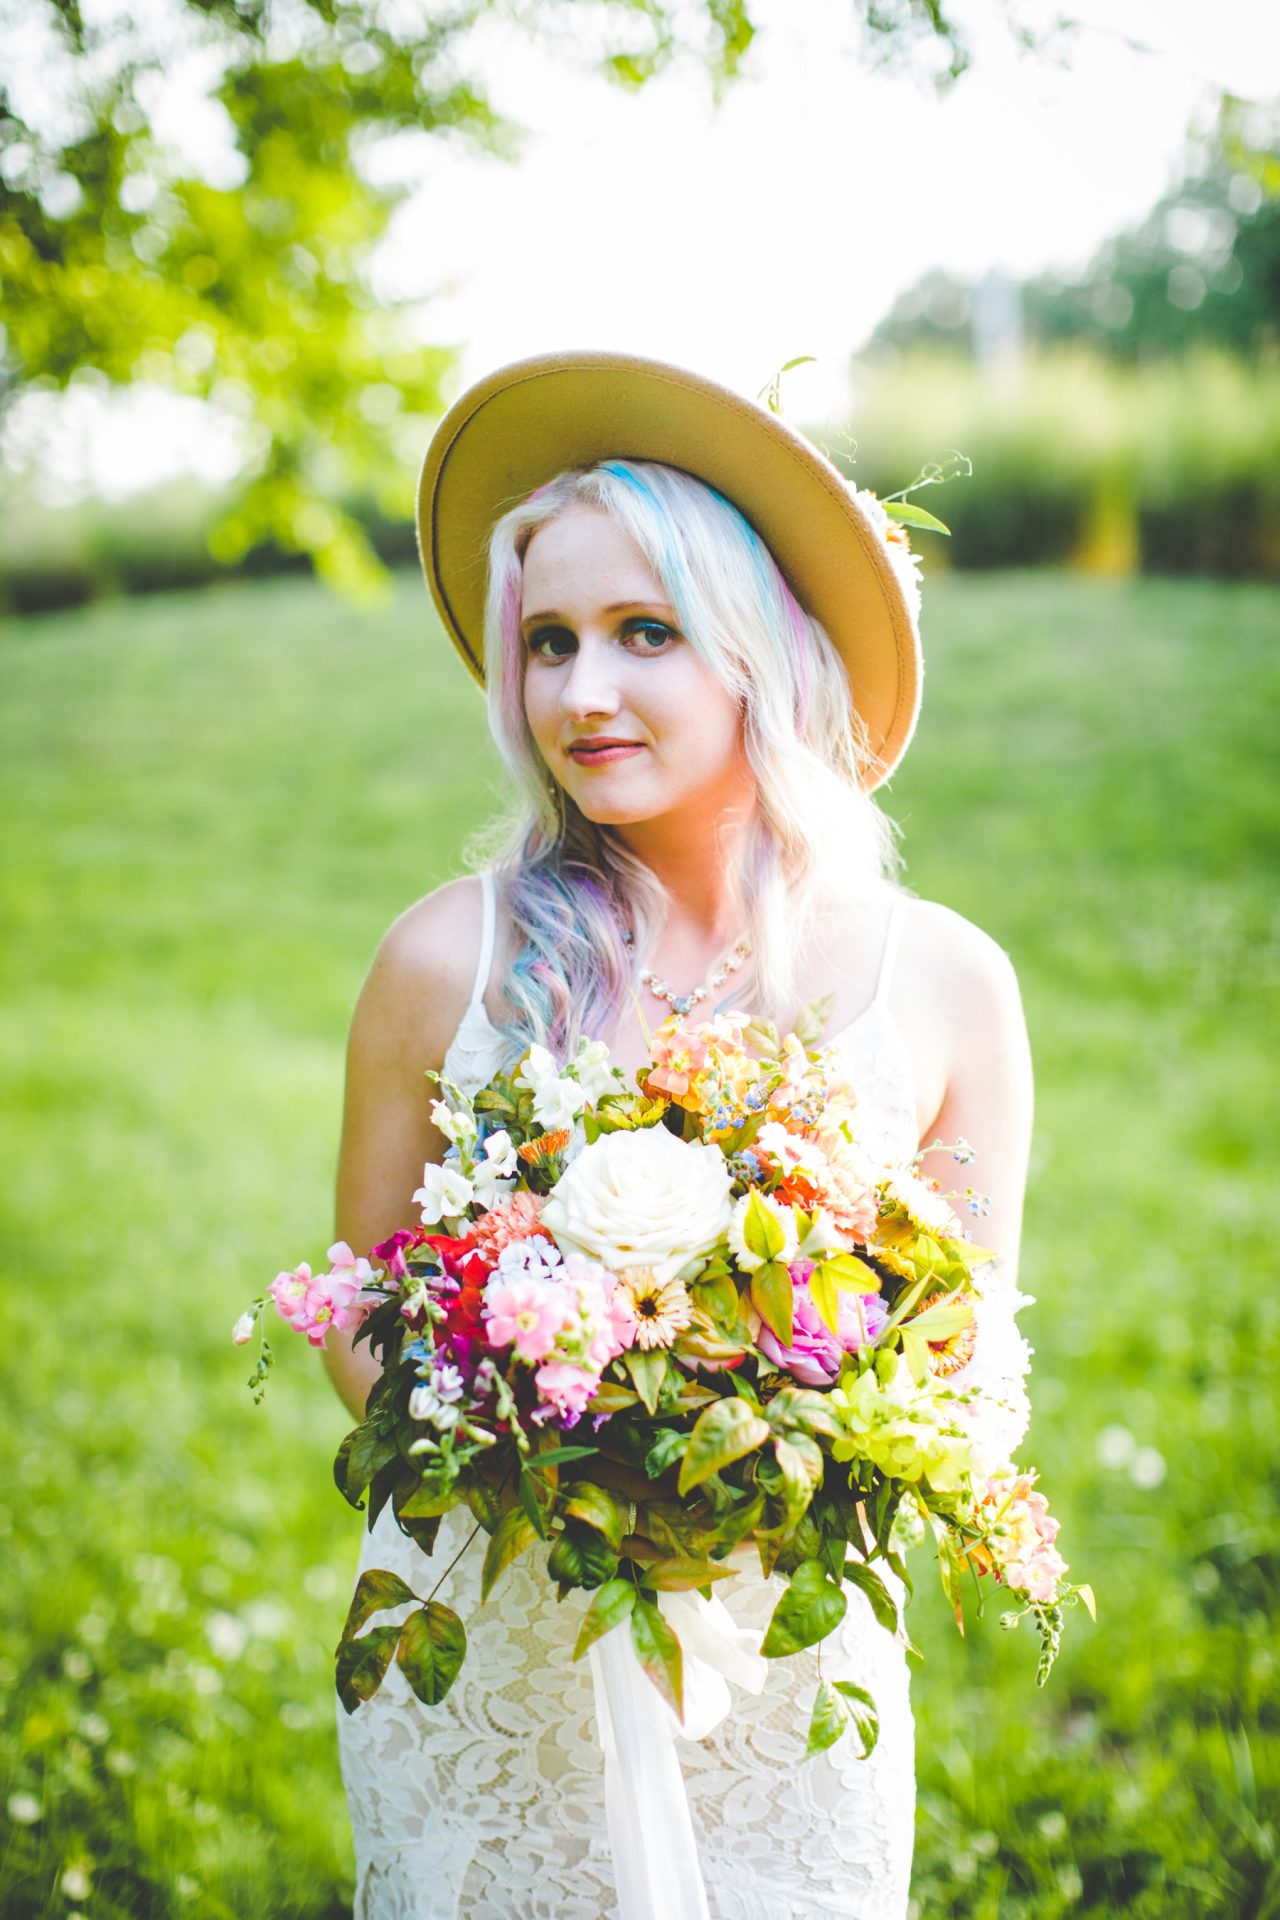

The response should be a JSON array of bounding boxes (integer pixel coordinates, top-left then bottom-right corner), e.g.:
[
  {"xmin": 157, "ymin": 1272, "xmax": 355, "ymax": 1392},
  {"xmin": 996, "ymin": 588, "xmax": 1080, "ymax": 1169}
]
[
  {"xmin": 269, "ymin": 1257, "xmax": 370, "ymax": 1349},
  {"xmin": 482, "ymin": 1276, "xmax": 566, "ymax": 1362},
  {"xmin": 326, "ymin": 1240, "xmax": 376, "ymax": 1287},
  {"xmin": 269, "ymin": 1262, "xmax": 313, "ymax": 1328},
  {"xmin": 533, "ymin": 1360, "xmax": 601, "ymax": 1422},
  {"xmin": 756, "ymin": 1267, "xmax": 887, "ymax": 1386},
  {"xmin": 298, "ymin": 1269, "xmax": 367, "ymax": 1348}
]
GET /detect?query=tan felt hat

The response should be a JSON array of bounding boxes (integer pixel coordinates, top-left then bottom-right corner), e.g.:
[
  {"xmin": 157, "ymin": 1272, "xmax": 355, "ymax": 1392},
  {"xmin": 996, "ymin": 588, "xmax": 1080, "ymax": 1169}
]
[{"xmin": 416, "ymin": 350, "xmax": 923, "ymax": 789}]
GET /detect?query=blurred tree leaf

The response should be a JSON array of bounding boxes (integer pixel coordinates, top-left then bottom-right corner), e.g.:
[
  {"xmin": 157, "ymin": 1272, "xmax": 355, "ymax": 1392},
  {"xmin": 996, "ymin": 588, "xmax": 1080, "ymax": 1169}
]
[{"xmin": 0, "ymin": 0, "xmax": 1073, "ymax": 593}]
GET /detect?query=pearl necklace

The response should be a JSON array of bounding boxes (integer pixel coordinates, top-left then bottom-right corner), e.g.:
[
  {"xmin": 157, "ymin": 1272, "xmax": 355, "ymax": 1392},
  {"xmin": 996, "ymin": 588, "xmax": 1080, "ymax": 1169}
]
[{"xmin": 622, "ymin": 927, "xmax": 752, "ymax": 1018}]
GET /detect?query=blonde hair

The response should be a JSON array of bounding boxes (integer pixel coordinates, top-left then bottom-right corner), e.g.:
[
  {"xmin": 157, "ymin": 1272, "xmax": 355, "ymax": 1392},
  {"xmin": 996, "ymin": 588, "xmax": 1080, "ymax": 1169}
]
[{"xmin": 471, "ymin": 459, "xmax": 901, "ymax": 1058}]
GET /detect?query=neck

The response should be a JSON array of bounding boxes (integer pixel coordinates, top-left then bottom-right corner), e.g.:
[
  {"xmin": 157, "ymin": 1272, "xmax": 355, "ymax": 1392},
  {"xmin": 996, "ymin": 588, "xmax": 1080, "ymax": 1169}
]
[{"xmin": 614, "ymin": 805, "xmax": 754, "ymax": 945}]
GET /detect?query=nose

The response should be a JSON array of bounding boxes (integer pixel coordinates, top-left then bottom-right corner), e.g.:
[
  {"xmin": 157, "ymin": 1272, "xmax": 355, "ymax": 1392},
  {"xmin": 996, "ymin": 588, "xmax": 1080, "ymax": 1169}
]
[{"xmin": 557, "ymin": 635, "xmax": 620, "ymax": 721}]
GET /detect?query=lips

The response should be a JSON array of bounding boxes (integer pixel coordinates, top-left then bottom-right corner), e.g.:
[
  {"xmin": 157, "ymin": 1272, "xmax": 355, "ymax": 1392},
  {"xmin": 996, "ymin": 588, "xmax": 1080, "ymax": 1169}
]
[{"xmin": 566, "ymin": 737, "xmax": 646, "ymax": 766}]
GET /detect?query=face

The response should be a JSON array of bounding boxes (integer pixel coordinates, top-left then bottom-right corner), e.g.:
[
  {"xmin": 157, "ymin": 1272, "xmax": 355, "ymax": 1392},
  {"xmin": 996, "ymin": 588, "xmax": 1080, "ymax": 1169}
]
[{"xmin": 520, "ymin": 504, "xmax": 753, "ymax": 833}]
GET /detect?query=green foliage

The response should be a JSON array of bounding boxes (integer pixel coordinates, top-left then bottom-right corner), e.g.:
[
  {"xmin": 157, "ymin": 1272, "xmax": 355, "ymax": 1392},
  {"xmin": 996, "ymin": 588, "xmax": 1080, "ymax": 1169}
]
[
  {"xmin": 841, "ymin": 346, "xmax": 1280, "ymax": 577},
  {"xmin": 0, "ymin": 567, "xmax": 1276, "ymax": 1911}
]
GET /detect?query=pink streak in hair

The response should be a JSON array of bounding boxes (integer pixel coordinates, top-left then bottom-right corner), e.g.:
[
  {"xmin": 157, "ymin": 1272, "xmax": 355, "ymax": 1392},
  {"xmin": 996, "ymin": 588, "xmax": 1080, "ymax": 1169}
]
[{"xmin": 778, "ymin": 573, "xmax": 812, "ymax": 732}]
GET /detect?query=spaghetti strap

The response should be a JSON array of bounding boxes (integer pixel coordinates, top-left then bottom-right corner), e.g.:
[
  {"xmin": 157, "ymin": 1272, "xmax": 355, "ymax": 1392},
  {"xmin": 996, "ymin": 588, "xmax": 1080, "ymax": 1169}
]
[
  {"xmin": 870, "ymin": 893, "xmax": 904, "ymax": 1008},
  {"xmin": 468, "ymin": 869, "xmax": 497, "ymax": 1012}
]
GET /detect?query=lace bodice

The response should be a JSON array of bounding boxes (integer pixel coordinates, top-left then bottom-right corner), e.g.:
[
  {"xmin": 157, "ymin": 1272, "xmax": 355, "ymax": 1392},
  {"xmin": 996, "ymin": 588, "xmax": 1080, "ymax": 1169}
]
[{"xmin": 336, "ymin": 878, "xmax": 924, "ymax": 1919}]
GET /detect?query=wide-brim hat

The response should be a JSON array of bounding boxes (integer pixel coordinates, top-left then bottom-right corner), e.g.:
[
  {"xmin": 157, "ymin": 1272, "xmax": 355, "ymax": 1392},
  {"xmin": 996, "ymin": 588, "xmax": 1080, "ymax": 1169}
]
[{"xmin": 416, "ymin": 350, "xmax": 923, "ymax": 789}]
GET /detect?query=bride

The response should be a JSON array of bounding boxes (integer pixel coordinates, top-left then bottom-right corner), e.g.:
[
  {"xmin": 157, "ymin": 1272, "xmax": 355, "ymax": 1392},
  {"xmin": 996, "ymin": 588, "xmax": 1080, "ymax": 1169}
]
[{"xmin": 320, "ymin": 353, "xmax": 1033, "ymax": 1918}]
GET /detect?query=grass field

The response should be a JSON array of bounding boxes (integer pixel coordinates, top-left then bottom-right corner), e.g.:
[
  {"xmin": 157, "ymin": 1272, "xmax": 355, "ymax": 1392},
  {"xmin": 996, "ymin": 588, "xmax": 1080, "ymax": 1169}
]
[{"xmin": 1, "ymin": 566, "xmax": 1276, "ymax": 1917}]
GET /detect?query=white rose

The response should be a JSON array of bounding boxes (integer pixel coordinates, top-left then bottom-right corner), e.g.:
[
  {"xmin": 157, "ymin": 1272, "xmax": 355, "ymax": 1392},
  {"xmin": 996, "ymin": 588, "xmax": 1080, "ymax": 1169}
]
[{"xmin": 540, "ymin": 1124, "xmax": 733, "ymax": 1284}]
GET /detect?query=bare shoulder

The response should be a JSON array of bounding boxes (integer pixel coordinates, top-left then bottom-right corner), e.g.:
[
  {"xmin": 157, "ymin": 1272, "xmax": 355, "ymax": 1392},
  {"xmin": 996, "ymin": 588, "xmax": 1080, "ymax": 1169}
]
[
  {"xmin": 348, "ymin": 873, "xmax": 487, "ymax": 1077},
  {"xmin": 896, "ymin": 894, "xmax": 1023, "ymax": 1011}
]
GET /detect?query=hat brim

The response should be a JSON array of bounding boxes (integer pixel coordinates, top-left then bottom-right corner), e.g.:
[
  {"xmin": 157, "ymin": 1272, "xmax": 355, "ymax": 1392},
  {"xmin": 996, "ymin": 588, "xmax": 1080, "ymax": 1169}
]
[{"xmin": 417, "ymin": 350, "xmax": 922, "ymax": 790}]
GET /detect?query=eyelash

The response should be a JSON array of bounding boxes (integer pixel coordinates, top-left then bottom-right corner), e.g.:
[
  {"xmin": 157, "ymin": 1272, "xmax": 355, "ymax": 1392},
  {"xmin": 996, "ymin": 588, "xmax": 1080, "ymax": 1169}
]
[{"xmin": 525, "ymin": 619, "xmax": 677, "ymax": 660}]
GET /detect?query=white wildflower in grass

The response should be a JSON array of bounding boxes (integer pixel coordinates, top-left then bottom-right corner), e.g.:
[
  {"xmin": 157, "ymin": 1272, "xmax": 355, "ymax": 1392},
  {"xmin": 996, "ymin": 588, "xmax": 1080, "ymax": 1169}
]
[
  {"xmin": 413, "ymin": 1163, "xmax": 474, "ymax": 1225},
  {"xmin": 7, "ymin": 1792, "xmax": 41, "ymax": 1825}
]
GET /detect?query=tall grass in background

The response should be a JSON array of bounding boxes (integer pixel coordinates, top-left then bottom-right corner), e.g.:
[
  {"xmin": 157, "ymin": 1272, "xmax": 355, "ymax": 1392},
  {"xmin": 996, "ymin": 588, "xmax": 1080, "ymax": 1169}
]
[{"xmin": 843, "ymin": 347, "xmax": 1280, "ymax": 578}]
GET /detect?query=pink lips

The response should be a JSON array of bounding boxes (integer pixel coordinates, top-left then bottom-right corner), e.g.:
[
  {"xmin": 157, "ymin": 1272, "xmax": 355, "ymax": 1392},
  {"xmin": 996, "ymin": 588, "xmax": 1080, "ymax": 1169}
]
[{"xmin": 566, "ymin": 737, "xmax": 645, "ymax": 766}]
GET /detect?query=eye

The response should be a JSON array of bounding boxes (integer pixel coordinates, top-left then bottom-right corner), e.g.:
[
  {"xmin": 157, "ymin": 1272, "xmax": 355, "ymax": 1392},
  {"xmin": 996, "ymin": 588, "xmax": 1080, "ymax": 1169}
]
[
  {"xmin": 623, "ymin": 619, "xmax": 677, "ymax": 651},
  {"xmin": 525, "ymin": 625, "xmax": 576, "ymax": 660}
]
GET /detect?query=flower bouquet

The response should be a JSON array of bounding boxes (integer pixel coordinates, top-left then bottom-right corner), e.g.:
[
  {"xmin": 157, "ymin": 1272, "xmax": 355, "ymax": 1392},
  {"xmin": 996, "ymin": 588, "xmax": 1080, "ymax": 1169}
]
[{"xmin": 238, "ymin": 1007, "xmax": 1091, "ymax": 1761}]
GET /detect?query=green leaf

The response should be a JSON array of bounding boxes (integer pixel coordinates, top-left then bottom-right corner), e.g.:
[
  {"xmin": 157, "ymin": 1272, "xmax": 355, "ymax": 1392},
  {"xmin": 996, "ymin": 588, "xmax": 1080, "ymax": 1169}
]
[
  {"xmin": 464, "ymin": 1477, "xmax": 506, "ymax": 1535},
  {"xmin": 806, "ymin": 1679, "xmax": 848, "ymax": 1756},
  {"xmin": 623, "ymin": 1346, "xmax": 670, "ymax": 1415},
  {"xmin": 760, "ymin": 1558, "xmax": 847, "ymax": 1657},
  {"xmin": 642, "ymin": 1556, "xmax": 741, "ymax": 1591},
  {"xmin": 644, "ymin": 1429, "xmax": 691, "ymax": 1480},
  {"xmin": 525, "ymin": 1444, "xmax": 600, "ymax": 1471},
  {"xmin": 884, "ymin": 499, "xmax": 950, "ymax": 535},
  {"xmin": 900, "ymin": 1326, "xmax": 931, "ymax": 1387},
  {"xmin": 773, "ymin": 1432, "xmax": 825, "ymax": 1533},
  {"xmin": 572, "ymin": 1578, "xmax": 636, "ymax": 1660},
  {"xmin": 691, "ymin": 1271, "xmax": 740, "ymax": 1333},
  {"xmin": 547, "ymin": 1527, "xmax": 619, "ymax": 1592},
  {"xmin": 832, "ymin": 1680, "xmax": 880, "ymax": 1758},
  {"xmin": 809, "ymin": 1263, "xmax": 841, "ymax": 1336},
  {"xmin": 518, "ymin": 1468, "xmax": 551, "ymax": 1539},
  {"xmin": 336, "ymin": 1623, "xmax": 400, "ymax": 1714},
  {"xmin": 630, "ymin": 1596, "xmax": 684, "ymax": 1718},
  {"xmin": 842, "ymin": 1559, "xmax": 902, "ymax": 1638},
  {"xmin": 339, "ymin": 1567, "xmax": 418, "ymax": 1646},
  {"xmin": 396, "ymin": 1479, "xmax": 462, "ymax": 1520},
  {"xmin": 345, "ymin": 1422, "xmax": 399, "ymax": 1502},
  {"xmin": 480, "ymin": 1507, "xmax": 539, "ymax": 1601},
  {"xmin": 749, "ymin": 1260, "xmax": 795, "ymax": 1347},
  {"xmin": 927, "ymin": 1512, "xmax": 966, "ymax": 1635},
  {"xmin": 395, "ymin": 1603, "xmax": 466, "ymax": 1706},
  {"xmin": 560, "ymin": 1480, "xmax": 627, "ymax": 1551},
  {"xmin": 743, "ymin": 1189, "xmax": 787, "ymax": 1263},
  {"xmin": 677, "ymin": 1397, "xmax": 771, "ymax": 1496},
  {"xmin": 586, "ymin": 1381, "xmax": 641, "ymax": 1415},
  {"xmin": 766, "ymin": 1385, "xmax": 843, "ymax": 1442},
  {"xmin": 333, "ymin": 1430, "xmax": 365, "ymax": 1510}
]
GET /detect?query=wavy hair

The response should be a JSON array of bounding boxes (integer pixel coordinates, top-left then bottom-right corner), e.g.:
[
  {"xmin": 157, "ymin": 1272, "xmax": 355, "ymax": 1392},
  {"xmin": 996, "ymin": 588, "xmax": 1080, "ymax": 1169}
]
[{"xmin": 469, "ymin": 459, "xmax": 901, "ymax": 1060}]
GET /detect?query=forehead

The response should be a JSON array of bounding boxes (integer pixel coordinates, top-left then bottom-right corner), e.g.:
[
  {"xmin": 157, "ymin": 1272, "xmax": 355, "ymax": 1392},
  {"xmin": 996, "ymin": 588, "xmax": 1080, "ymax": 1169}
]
[{"xmin": 520, "ymin": 504, "xmax": 668, "ymax": 610}]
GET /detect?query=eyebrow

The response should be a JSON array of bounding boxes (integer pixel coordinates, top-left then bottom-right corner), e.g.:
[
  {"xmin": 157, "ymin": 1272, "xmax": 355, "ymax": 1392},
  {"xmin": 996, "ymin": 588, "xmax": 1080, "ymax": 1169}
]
[{"xmin": 520, "ymin": 600, "xmax": 678, "ymax": 631}]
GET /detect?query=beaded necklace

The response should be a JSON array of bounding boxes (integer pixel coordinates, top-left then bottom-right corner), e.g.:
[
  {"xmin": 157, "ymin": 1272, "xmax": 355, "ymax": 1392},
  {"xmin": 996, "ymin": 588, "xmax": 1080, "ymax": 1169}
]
[{"xmin": 621, "ymin": 927, "xmax": 752, "ymax": 1018}]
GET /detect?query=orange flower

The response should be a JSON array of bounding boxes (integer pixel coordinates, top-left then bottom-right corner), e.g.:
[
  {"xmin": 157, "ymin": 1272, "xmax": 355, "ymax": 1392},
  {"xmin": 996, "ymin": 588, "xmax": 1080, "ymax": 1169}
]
[{"xmin": 518, "ymin": 1128, "xmax": 571, "ymax": 1167}]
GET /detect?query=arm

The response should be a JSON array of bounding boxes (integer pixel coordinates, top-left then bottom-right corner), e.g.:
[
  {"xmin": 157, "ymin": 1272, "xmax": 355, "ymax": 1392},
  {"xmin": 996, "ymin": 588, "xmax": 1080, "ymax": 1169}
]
[
  {"xmin": 323, "ymin": 880, "xmax": 483, "ymax": 1423},
  {"xmin": 914, "ymin": 904, "xmax": 1035, "ymax": 1283}
]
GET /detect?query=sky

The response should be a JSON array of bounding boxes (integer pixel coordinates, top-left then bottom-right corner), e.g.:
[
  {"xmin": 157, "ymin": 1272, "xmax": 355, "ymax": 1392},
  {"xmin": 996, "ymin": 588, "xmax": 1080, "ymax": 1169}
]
[{"xmin": 8, "ymin": 0, "xmax": 1279, "ymax": 499}]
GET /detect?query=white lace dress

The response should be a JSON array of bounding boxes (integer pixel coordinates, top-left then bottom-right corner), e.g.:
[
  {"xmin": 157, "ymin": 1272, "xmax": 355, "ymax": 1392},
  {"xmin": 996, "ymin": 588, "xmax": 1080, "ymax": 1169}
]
[{"xmin": 337, "ymin": 880, "xmax": 922, "ymax": 1919}]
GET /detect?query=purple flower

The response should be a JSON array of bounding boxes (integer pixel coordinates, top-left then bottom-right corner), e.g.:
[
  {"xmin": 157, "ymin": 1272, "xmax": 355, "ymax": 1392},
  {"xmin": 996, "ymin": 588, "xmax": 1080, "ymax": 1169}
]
[{"xmin": 757, "ymin": 1271, "xmax": 887, "ymax": 1387}]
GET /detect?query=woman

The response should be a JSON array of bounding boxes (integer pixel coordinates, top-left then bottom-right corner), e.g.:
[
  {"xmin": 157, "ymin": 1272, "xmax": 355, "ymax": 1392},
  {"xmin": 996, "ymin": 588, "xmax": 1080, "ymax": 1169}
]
[{"xmin": 322, "ymin": 353, "xmax": 1034, "ymax": 1919}]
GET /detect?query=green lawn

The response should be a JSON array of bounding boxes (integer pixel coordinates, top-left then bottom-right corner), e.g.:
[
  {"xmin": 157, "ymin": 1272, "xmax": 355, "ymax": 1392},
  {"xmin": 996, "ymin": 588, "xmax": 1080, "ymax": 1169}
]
[{"xmin": 1, "ymin": 567, "xmax": 1276, "ymax": 1917}]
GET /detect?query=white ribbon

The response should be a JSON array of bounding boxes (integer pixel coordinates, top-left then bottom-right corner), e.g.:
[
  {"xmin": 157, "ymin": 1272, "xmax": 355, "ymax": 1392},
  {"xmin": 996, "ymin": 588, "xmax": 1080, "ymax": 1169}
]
[{"xmin": 587, "ymin": 1589, "xmax": 768, "ymax": 1920}]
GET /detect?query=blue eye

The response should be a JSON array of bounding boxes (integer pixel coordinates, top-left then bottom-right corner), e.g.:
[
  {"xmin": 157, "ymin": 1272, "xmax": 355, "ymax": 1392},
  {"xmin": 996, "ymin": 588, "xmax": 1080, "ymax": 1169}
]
[
  {"xmin": 626, "ymin": 620, "xmax": 675, "ymax": 650},
  {"xmin": 526, "ymin": 627, "xmax": 575, "ymax": 659}
]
